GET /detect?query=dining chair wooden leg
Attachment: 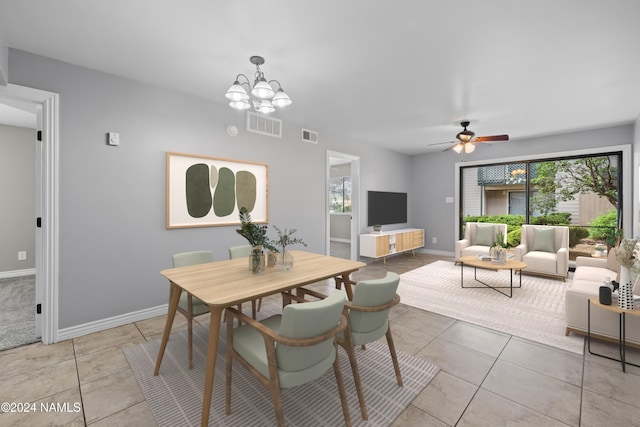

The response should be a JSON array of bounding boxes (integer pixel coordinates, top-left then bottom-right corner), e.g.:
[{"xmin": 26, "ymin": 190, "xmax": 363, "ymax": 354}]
[
  {"xmin": 264, "ymin": 343, "xmax": 286, "ymax": 427},
  {"xmin": 341, "ymin": 340, "xmax": 368, "ymax": 420},
  {"xmin": 333, "ymin": 345, "xmax": 352, "ymax": 427},
  {"xmin": 187, "ymin": 294, "xmax": 194, "ymax": 369},
  {"xmin": 386, "ymin": 327, "xmax": 403, "ymax": 387},
  {"xmin": 225, "ymin": 309, "xmax": 233, "ymax": 415}
]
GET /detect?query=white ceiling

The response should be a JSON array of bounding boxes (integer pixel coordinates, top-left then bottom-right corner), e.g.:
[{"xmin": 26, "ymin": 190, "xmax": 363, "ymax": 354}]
[{"xmin": 1, "ymin": 0, "xmax": 638, "ymax": 155}]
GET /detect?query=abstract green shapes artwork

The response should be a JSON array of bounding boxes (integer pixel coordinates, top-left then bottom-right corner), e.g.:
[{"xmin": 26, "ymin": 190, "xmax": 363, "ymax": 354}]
[{"xmin": 166, "ymin": 152, "xmax": 268, "ymax": 228}]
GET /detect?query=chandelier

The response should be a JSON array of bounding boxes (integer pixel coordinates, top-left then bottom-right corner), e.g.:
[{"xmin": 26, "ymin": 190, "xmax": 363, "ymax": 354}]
[{"xmin": 225, "ymin": 56, "xmax": 292, "ymax": 114}]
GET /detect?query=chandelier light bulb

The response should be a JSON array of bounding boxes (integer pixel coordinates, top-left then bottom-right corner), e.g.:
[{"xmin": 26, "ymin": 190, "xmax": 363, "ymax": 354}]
[
  {"xmin": 257, "ymin": 99, "xmax": 275, "ymax": 114},
  {"xmin": 229, "ymin": 100, "xmax": 250, "ymax": 110},
  {"xmin": 272, "ymin": 89, "xmax": 292, "ymax": 107},
  {"xmin": 225, "ymin": 81, "xmax": 249, "ymax": 101},
  {"xmin": 252, "ymin": 79, "xmax": 275, "ymax": 99}
]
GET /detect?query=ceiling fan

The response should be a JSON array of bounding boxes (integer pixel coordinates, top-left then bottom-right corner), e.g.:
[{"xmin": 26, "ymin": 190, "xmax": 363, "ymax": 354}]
[{"xmin": 430, "ymin": 121, "xmax": 509, "ymax": 153}]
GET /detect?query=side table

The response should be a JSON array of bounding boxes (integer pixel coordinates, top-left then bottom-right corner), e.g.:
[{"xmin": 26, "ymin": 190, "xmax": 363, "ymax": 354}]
[{"xmin": 587, "ymin": 297, "xmax": 640, "ymax": 372}]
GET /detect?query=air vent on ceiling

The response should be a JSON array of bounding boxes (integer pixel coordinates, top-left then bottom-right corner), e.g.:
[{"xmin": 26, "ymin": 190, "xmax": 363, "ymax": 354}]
[
  {"xmin": 302, "ymin": 128, "xmax": 318, "ymax": 144},
  {"xmin": 246, "ymin": 111, "xmax": 282, "ymax": 138}
]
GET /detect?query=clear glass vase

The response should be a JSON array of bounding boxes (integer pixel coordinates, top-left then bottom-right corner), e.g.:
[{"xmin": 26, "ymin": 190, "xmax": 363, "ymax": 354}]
[
  {"xmin": 276, "ymin": 250, "xmax": 294, "ymax": 271},
  {"xmin": 249, "ymin": 246, "xmax": 265, "ymax": 274},
  {"xmin": 491, "ymin": 246, "xmax": 506, "ymax": 265}
]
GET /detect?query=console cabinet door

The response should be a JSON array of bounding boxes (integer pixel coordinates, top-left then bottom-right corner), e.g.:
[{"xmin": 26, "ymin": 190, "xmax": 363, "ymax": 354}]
[
  {"xmin": 413, "ymin": 229, "xmax": 424, "ymax": 248},
  {"xmin": 376, "ymin": 235, "xmax": 390, "ymax": 257}
]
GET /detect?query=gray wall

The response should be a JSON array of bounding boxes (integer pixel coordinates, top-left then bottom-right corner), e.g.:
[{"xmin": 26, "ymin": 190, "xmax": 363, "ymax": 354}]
[
  {"xmin": 0, "ymin": 124, "xmax": 35, "ymax": 272},
  {"xmin": 8, "ymin": 49, "xmax": 412, "ymax": 329},
  {"xmin": 411, "ymin": 124, "xmax": 635, "ymax": 254}
]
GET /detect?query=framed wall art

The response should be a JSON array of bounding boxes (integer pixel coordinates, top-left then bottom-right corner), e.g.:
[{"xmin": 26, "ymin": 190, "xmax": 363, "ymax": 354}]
[{"xmin": 166, "ymin": 152, "xmax": 269, "ymax": 229}]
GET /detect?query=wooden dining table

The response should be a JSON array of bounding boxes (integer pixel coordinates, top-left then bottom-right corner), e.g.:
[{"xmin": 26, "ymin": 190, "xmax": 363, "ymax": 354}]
[{"xmin": 153, "ymin": 250, "xmax": 366, "ymax": 427}]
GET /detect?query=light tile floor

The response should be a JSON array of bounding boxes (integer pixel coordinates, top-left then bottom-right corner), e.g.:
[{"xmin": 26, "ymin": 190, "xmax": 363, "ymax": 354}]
[{"xmin": 1, "ymin": 253, "xmax": 640, "ymax": 426}]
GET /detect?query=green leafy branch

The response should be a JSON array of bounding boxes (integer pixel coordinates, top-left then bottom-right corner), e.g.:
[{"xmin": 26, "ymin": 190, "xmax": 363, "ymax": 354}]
[
  {"xmin": 236, "ymin": 207, "xmax": 276, "ymax": 251},
  {"xmin": 272, "ymin": 225, "xmax": 307, "ymax": 254}
]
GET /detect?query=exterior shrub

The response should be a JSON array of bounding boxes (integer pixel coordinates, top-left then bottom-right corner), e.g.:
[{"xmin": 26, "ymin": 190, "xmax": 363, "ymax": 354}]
[
  {"xmin": 589, "ymin": 210, "xmax": 618, "ymax": 240},
  {"xmin": 507, "ymin": 229, "xmax": 521, "ymax": 247},
  {"xmin": 569, "ymin": 226, "xmax": 590, "ymax": 248}
]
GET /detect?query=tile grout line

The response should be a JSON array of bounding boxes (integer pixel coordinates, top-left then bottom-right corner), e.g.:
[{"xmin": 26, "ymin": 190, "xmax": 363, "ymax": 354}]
[{"xmin": 71, "ymin": 339, "xmax": 88, "ymax": 426}]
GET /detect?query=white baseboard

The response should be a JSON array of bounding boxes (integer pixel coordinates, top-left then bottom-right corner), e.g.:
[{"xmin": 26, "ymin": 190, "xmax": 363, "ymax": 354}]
[
  {"xmin": 56, "ymin": 304, "xmax": 169, "ymax": 342},
  {"xmin": 416, "ymin": 248, "xmax": 455, "ymax": 257},
  {"xmin": 0, "ymin": 268, "xmax": 36, "ymax": 279}
]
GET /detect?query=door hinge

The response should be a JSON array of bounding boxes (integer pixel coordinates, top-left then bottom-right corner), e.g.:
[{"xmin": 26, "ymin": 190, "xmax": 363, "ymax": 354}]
[
  {"xmin": 37, "ymin": 130, "xmax": 42, "ymax": 141},
  {"xmin": 36, "ymin": 217, "xmax": 42, "ymax": 228},
  {"xmin": 36, "ymin": 303, "xmax": 42, "ymax": 314}
]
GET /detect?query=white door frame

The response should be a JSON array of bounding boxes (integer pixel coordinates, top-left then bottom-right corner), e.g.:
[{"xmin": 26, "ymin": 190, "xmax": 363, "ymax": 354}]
[
  {"xmin": 326, "ymin": 150, "xmax": 360, "ymax": 260},
  {"xmin": 0, "ymin": 84, "xmax": 59, "ymax": 344}
]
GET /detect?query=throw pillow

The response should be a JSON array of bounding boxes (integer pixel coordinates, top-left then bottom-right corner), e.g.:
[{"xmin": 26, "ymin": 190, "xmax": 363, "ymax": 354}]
[
  {"xmin": 606, "ymin": 248, "xmax": 621, "ymax": 282},
  {"xmin": 475, "ymin": 224, "xmax": 495, "ymax": 247},
  {"xmin": 531, "ymin": 227, "xmax": 555, "ymax": 252}
]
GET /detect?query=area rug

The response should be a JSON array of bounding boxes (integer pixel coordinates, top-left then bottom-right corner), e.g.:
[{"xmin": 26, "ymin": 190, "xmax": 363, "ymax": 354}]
[
  {"xmin": 398, "ymin": 260, "xmax": 584, "ymax": 354},
  {"xmin": 124, "ymin": 315, "xmax": 439, "ymax": 426},
  {"xmin": 0, "ymin": 275, "xmax": 38, "ymax": 351}
]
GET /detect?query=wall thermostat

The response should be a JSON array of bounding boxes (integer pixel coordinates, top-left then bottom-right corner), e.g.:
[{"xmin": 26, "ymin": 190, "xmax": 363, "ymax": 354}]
[{"xmin": 107, "ymin": 132, "xmax": 120, "ymax": 146}]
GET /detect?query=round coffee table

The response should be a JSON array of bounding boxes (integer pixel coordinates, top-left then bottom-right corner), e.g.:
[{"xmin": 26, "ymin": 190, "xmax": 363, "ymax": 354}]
[{"xmin": 458, "ymin": 255, "xmax": 527, "ymax": 298}]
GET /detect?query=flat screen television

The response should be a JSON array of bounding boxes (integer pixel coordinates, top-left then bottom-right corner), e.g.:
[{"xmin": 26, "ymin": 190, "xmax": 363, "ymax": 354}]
[{"xmin": 367, "ymin": 191, "xmax": 407, "ymax": 226}]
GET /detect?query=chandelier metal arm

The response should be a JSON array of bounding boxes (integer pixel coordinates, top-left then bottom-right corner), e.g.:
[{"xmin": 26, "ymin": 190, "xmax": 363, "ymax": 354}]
[
  {"xmin": 268, "ymin": 79, "xmax": 283, "ymax": 90},
  {"xmin": 234, "ymin": 74, "xmax": 251, "ymax": 87}
]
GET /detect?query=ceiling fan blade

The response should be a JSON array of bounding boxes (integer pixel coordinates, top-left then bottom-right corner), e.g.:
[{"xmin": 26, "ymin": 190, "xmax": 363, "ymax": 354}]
[
  {"xmin": 474, "ymin": 135, "xmax": 509, "ymax": 142},
  {"xmin": 427, "ymin": 140, "xmax": 456, "ymax": 147}
]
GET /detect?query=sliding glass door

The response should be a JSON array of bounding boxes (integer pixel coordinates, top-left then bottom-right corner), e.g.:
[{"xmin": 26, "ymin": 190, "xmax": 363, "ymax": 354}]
[{"xmin": 459, "ymin": 151, "xmax": 622, "ymax": 256}]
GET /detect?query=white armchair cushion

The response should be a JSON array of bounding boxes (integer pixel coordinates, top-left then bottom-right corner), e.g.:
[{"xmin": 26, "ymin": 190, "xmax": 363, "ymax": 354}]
[
  {"xmin": 517, "ymin": 225, "xmax": 569, "ymax": 280},
  {"xmin": 531, "ymin": 227, "xmax": 555, "ymax": 252},
  {"xmin": 475, "ymin": 224, "xmax": 496, "ymax": 247},
  {"xmin": 456, "ymin": 222, "xmax": 508, "ymax": 261}
]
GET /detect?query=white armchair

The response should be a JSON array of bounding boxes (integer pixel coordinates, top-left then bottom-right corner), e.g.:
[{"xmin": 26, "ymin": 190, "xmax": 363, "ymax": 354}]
[
  {"xmin": 455, "ymin": 222, "xmax": 508, "ymax": 262},
  {"xmin": 515, "ymin": 225, "xmax": 569, "ymax": 281}
]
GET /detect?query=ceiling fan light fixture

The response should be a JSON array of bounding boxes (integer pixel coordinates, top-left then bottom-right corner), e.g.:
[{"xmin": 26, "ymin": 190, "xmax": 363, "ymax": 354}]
[
  {"xmin": 456, "ymin": 130, "xmax": 474, "ymax": 142},
  {"xmin": 464, "ymin": 142, "xmax": 475, "ymax": 153},
  {"xmin": 452, "ymin": 143, "xmax": 464, "ymax": 153}
]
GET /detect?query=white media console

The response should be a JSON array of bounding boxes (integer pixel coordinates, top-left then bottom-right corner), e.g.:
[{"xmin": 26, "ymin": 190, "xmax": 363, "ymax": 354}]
[{"xmin": 359, "ymin": 228, "xmax": 424, "ymax": 263}]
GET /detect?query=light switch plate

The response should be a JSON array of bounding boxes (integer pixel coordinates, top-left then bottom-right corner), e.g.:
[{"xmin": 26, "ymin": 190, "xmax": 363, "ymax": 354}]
[{"xmin": 108, "ymin": 132, "xmax": 120, "ymax": 146}]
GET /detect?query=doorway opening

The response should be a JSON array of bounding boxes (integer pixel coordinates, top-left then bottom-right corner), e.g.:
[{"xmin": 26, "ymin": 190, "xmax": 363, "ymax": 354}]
[
  {"xmin": 326, "ymin": 151, "xmax": 360, "ymax": 260},
  {"xmin": 0, "ymin": 84, "xmax": 60, "ymax": 346}
]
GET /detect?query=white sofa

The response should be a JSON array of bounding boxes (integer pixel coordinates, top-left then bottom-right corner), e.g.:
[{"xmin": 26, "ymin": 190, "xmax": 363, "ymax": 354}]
[
  {"xmin": 515, "ymin": 225, "xmax": 569, "ymax": 281},
  {"xmin": 565, "ymin": 253, "xmax": 640, "ymax": 346},
  {"xmin": 455, "ymin": 222, "xmax": 508, "ymax": 262}
]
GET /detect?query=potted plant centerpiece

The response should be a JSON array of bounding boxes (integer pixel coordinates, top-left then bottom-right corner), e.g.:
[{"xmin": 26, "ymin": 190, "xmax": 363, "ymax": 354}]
[
  {"xmin": 236, "ymin": 207, "xmax": 276, "ymax": 274},
  {"xmin": 490, "ymin": 229, "xmax": 509, "ymax": 265},
  {"xmin": 594, "ymin": 244, "xmax": 606, "ymax": 257},
  {"xmin": 272, "ymin": 225, "xmax": 306, "ymax": 271}
]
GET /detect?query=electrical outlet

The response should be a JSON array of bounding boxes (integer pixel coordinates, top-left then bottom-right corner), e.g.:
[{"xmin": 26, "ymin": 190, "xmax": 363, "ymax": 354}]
[
  {"xmin": 18, "ymin": 251, "xmax": 27, "ymax": 261},
  {"xmin": 432, "ymin": 237, "xmax": 437, "ymax": 244}
]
